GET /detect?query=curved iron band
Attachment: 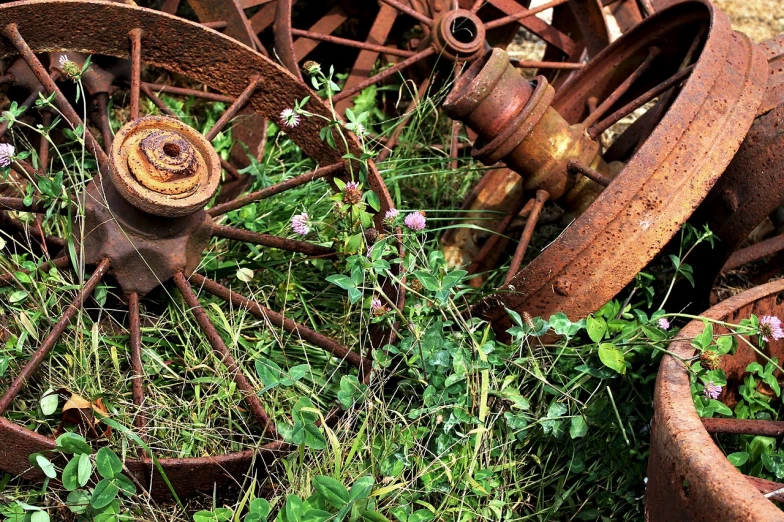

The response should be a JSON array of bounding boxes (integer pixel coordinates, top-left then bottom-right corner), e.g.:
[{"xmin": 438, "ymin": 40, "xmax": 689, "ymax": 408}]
[
  {"xmin": 647, "ymin": 279, "xmax": 784, "ymax": 521},
  {"xmin": 0, "ymin": 0, "xmax": 394, "ymax": 499},
  {"xmin": 477, "ymin": 0, "xmax": 767, "ymax": 329}
]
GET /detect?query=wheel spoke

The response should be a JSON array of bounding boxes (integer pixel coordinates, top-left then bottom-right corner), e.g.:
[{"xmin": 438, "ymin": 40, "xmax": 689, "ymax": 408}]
[
  {"xmin": 582, "ymin": 46, "xmax": 660, "ymax": 129},
  {"xmin": 290, "ymin": 28, "xmax": 414, "ymax": 59},
  {"xmin": 204, "ymin": 76, "xmax": 262, "ymax": 142},
  {"xmin": 378, "ymin": 0, "xmax": 433, "ymax": 27},
  {"xmin": 332, "ymin": 3, "xmax": 399, "ymax": 115},
  {"xmin": 466, "ymin": 196, "xmax": 533, "ymax": 275},
  {"xmin": 173, "ymin": 272, "xmax": 278, "ymax": 438},
  {"xmin": 38, "ymin": 111, "xmax": 52, "ymax": 175},
  {"xmin": 0, "ymin": 211, "xmax": 66, "ymax": 252},
  {"xmin": 292, "ymin": 5, "xmax": 350, "ymax": 61},
  {"xmin": 142, "ymin": 83, "xmax": 234, "ymax": 103},
  {"xmin": 702, "ymin": 417, "xmax": 784, "ymax": 437},
  {"xmin": 249, "ymin": 2, "xmax": 276, "ymax": 34},
  {"xmin": 484, "ymin": 0, "xmax": 570, "ymax": 30},
  {"xmin": 470, "ymin": 0, "xmax": 485, "ymax": 13},
  {"xmin": 485, "ymin": 0, "xmax": 576, "ymax": 56},
  {"xmin": 2, "ymin": 23, "xmax": 109, "ymax": 174},
  {"xmin": 208, "ymin": 162, "xmax": 344, "ymax": 217},
  {"xmin": 567, "ymin": 160, "xmax": 612, "ymax": 187},
  {"xmin": 128, "ymin": 292, "xmax": 147, "ymax": 444},
  {"xmin": 128, "ymin": 28, "xmax": 143, "ymax": 122},
  {"xmin": 504, "ymin": 190, "xmax": 548, "ymax": 284},
  {"xmin": 140, "ymin": 83, "xmax": 177, "ymax": 117},
  {"xmin": 746, "ymin": 475, "xmax": 784, "ymax": 502},
  {"xmin": 0, "ymin": 255, "xmax": 69, "ymax": 287},
  {"xmin": 211, "ymin": 224, "xmax": 336, "ymax": 257},
  {"xmin": 161, "ymin": 0, "xmax": 180, "ymax": 14},
  {"xmin": 588, "ymin": 64, "xmax": 695, "ymax": 139},
  {"xmin": 333, "ymin": 46, "xmax": 436, "ymax": 104},
  {"xmin": 0, "ymin": 196, "xmax": 74, "ymax": 215},
  {"xmin": 0, "ymin": 258, "xmax": 110, "ymax": 415},
  {"xmin": 94, "ymin": 93, "xmax": 113, "ymax": 151},
  {"xmin": 510, "ymin": 59, "xmax": 584, "ymax": 70},
  {"xmin": 722, "ymin": 233, "xmax": 784, "ymax": 272},
  {"xmin": 189, "ymin": 273, "xmax": 368, "ymax": 370}
]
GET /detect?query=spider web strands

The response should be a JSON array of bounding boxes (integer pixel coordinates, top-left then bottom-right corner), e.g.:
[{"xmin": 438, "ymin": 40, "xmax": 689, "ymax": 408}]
[
  {"xmin": 207, "ymin": 162, "xmax": 345, "ymax": 217},
  {"xmin": 376, "ymin": 78, "xmax": 431, "ymax": 163},
  {"xmin": 211, "ymin": 224, "xmax": 336, "ymax": 257},
  {"xmin": 189, "ymin": 273, "xmax": 368, "ymax": 371},
  {"xmin": 0, "ymin": 255, "xmax": 69, "ymax": 287},
  {"xmin": 172, "ymin": 272, "xmax": 279, "ymax": 439},
  {"xmin": 504, "ymin": 189, "xmax": 549, "ymax": 284},
  {"xmin": 204, "ymin": 76, "xmax": 263, "ymax": 142},
  {"xmin": 333, "ymin": 46, "xmax": 436, "ymax": 104},
  {"xmin": 2, "ymin": 23, "xmax": 109, "ymax": 174},
  {"xmin": 588, "ymin": 64, "xmax": 695, "ymax": 139},
  {"xmin": 483, "ymin": 0, "xmax": 570, "ymax": 30},
  {"xmin": 0, "ymin": 258, "xmax": 111, "ymax": 415}
]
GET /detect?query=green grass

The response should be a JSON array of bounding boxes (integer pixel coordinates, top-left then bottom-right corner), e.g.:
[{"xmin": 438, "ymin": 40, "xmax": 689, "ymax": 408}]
[{"xmin": 0, "ymin": 61, "xmax": 692, "ymax": 522}]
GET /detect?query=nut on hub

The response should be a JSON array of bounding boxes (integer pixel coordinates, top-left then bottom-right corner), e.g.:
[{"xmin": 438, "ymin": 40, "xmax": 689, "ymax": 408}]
[{"xmin": 110, "ymin": 115, "xmax": 221, "ymax": 217}]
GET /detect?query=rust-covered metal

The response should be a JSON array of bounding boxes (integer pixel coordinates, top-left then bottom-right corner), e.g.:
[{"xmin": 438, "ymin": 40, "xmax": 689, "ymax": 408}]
[
  {"xmin": 448, "ymin": 0, "xmax": 766, "ymax": 328},
  {"xmin": 647, "ymin": 279, "xmax": 784, "ymax": 521},
  {"xmin": 0, "ymin": 0, "xmax": 397, "ymax": 500}
]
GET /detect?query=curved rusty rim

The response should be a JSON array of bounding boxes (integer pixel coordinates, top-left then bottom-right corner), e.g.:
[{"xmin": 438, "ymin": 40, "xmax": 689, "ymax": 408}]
[
  {"xmin": 0, "ymin": 0, "xmax": 395, "ymax": 500},
  {"xmin": 476, "ymin": 0, "xmax": 767, "ymax": 329},
  {"xmin": 647, "ymin": 279, "xmax": 784, "ymax": 521}
]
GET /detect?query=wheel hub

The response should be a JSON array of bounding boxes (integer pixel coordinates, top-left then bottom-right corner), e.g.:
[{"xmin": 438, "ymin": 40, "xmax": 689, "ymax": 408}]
[
  {"xmin": 429, "ymin": 8, "xmax": 487, "ymax": 62},
  {"xmin": 79, "ymin": 116, "xmax": 220, "ymax": 297}
]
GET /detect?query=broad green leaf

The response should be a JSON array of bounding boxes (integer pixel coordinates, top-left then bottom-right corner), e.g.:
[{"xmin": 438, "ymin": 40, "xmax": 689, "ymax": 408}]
[
  {"xmin": 570, "ymin": 416, "xmax": 588, "ymax": 439},
  {"xmin": 40, "ymin": 389, "xmax": 58, "ymax": 416},
  {"xmin": 349, "ymin": 475, "xmax": 374, "ymax": 501},
  {"xmin": 412, "ymin": 271, "xmax": 440, "ymax": 292},
  {"xmin": 313, "ymin": 476, "xmax": 349, "ymax": 509},
  {"xmin": 727, "ymin": 452, "xmax": 749, "ymax": 467},
  {"xmin": 586, "ymin": 316, "xmax": 607, "ymax": 343},
  {"xmin": 91, "ymin": 478, "xmax": 119, "ymax": 509},
  {"xmin": 598, "ymin": 343, "xmax": 626, "ymax": 374},
  {"xmin": 78, "ymin": 452, "xmax": 92, "ymax": 487},
  {"xmin": 407, "ymin": 510, "xmax": 435, "ymax": 522},
  {"xmin": 325, "ymin": 274, "xmax": 355, "ymax": 291},
  {"xmin": 96, "ymin": 447, "xmax": 123, "ymax": 479},
  {"xmin": 56, "ymin": 433, "xmax": 92, "ymax": 455},
  {"xmin": 62, "ymin": 457, "xmax": 80, "ymax": 491},
  {"xmin": 30, "ymin": 511, "xmax": 49, "ymax": 522},
  {"xmin": 35, "ymin": 455, "xmax": 56, "ymax": 479}
]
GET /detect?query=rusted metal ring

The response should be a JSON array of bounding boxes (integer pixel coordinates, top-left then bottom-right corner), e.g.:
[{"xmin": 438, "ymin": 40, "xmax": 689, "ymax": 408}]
[
  {"xmin": 470, "ymin": 75, "xmax": 554, "ymax": 168},
  {"xmin": 0, "ymin": 0, "xmax": 396, "ymax": 501},
  {"xmin": 647, "ymin": 279, "xmax": 784, "ymax": 521},
  {"xmin": 110, "ymin": 116, "xmax": 221, "ymax": 217},
  {"xmin": 475, "ymin": 0, "xmax": 767, "ymax": 329}
]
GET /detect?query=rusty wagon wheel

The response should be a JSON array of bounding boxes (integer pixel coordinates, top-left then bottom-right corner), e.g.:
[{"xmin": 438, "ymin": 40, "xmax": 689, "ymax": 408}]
[
  {"xmin": 0, "ymin": 0, "xmax": 398, "ymax": 500},
  {"xmin": 647, "ymin": 279, "xmax": 784, "ymax": 521},
  {"xmin": 441, "ymin": 0, "xmax": 767, "ymax": 330}
]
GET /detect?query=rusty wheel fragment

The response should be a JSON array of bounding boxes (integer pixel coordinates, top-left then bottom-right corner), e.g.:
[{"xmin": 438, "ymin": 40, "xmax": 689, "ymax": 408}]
[
  {"xmin": 0, "ymin": 0, "xmax": 397, "ymax": 500},
  {"xmin": 441, "ymin": 0, "xmax": 766, "ymax": 328},
  {"xmin": 647, "ymin": 279, "xmax": 784, "ymax": 521}
]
